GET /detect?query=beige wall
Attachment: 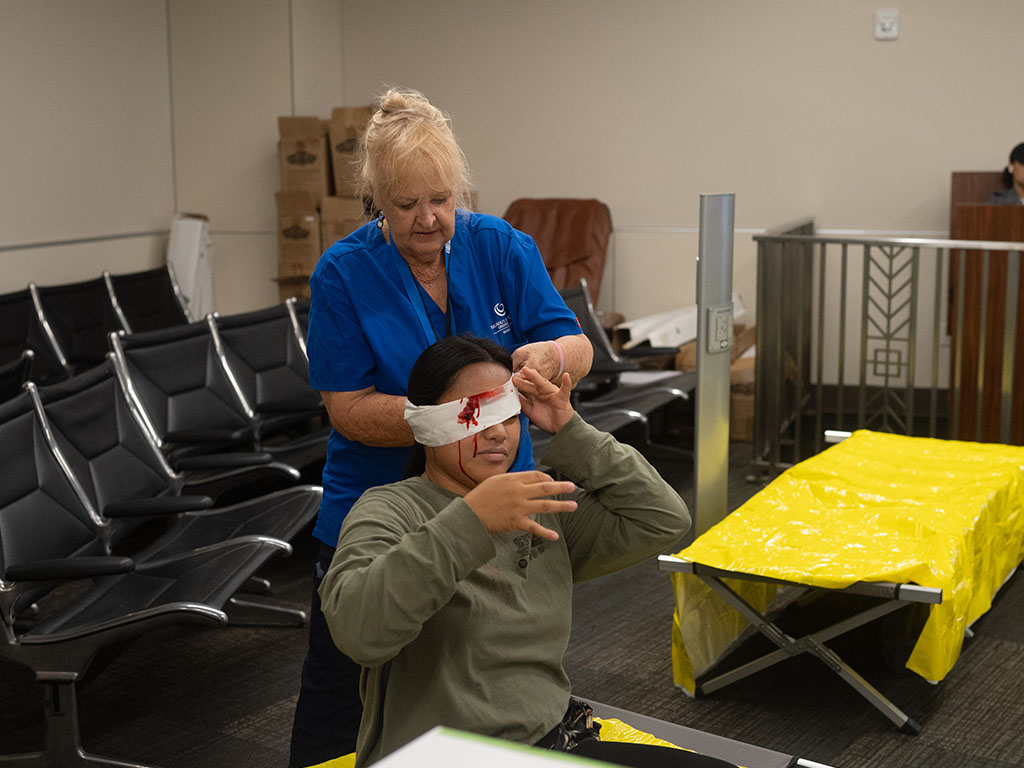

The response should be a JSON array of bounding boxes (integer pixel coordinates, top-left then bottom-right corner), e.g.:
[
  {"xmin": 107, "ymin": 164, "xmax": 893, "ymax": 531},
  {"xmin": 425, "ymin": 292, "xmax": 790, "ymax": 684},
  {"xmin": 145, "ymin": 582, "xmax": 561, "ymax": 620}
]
[
  {"xmin": 0, "ymin": 1, "xmax": 173, "ymax": 290},
  {"xmin": 337, "ymin": 0, "xmax": 1024, "ymax": 319},
  {"xmin": 0, "ymin": 0, "xmax": 341, "ymax": 314},
  {"xmin": 2, "ymin": 0, "xmax": 1022, "ymax": 321}
]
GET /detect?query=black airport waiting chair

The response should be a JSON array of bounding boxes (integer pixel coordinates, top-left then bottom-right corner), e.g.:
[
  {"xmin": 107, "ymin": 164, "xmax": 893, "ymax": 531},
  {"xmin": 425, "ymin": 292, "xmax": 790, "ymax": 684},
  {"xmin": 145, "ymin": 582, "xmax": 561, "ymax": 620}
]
[
  {"xmin": 0, "ymin": 349, "xmax": 33, "ymax": 404},
  {"xmin": 30, "ymin": 277, "xmax": 124, "ymax": 375},
  {"xmin": 34, "ymin": 361, "xmax": 321, "ymax": 564},
  {"xmin": 291, "ymin": 297, "xmax": 310, "ymax": 341},
  {"xmin": 104, "ymin": 265, "xmax": 192, "ymax": 333},
  {"xmin": 558, "ymin": 279, "xmax": 693, "ymax": 464},
  {"xmin": 210, "ymin": 304, "xmax": 328, "ymax": 480},
  {"xmin": 109, "ymin": 322, "xmax": 316, "ymax": 503},
  {"xmin": 0, "ymin": 287, "xmax": 67, "ymax": 383},
  {"xmin": 33, "ymin": 362, "xmax": 320, "ymax": 621},
  {"xmin": 109, "ymin": 321, "xmax": 256, "ymax": 460},
  {"xmin": 560, "ymin": 278, "xmax": 695, "ymax": 401},
  {"xmin": 0, "ymin": 389, "xmax": 291, "ymax": 767}
]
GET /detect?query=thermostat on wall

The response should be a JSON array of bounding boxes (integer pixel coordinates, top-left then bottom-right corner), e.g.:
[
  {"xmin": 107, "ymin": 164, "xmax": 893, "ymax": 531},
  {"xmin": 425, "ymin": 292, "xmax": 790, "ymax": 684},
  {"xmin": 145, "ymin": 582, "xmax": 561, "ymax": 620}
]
[{"xmin": 875, "ymin": 8, "xmax": 899, "ymax": 40}]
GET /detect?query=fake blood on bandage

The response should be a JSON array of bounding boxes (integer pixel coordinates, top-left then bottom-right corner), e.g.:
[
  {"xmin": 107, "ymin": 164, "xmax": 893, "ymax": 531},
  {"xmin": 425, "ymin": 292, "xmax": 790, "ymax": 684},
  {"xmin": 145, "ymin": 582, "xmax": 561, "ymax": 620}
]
[
  {"xmin": 457, "ymin": 396, "xmax": 482, "ymax": 430},
  {"xmin": 456, "ymin": 384, "xmax": 505, "ymax": 475},
  {"xmin": 456, "ymin": 384, "xmax": 505, "ymax": 431}
]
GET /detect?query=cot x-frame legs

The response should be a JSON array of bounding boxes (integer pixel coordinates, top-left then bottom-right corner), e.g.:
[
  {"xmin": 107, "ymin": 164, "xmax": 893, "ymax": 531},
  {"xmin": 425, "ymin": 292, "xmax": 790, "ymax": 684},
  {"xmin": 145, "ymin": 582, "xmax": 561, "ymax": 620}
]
[{"xmin": 660, "ymin": 556, "xmax": 944, "ymax": 735}]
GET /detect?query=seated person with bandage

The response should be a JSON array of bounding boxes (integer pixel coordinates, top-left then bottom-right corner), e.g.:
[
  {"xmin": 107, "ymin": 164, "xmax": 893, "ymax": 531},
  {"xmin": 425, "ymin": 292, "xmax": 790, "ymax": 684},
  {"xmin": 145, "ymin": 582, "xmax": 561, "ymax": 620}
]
[{"xmin": 318, "ymin": 334, "xmax": 736, "ymax": 768}]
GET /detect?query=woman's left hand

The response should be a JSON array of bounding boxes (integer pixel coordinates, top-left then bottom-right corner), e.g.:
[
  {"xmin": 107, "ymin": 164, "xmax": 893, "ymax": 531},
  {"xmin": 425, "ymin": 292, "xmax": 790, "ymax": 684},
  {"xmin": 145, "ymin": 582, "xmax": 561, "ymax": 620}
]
[
  {"xmin": 512, "ymin": 341, "xmax": 561, "ymax": 382},
  {"xmin": 515, "ymin": 366, "xmax": 574, "ymax": 435}
]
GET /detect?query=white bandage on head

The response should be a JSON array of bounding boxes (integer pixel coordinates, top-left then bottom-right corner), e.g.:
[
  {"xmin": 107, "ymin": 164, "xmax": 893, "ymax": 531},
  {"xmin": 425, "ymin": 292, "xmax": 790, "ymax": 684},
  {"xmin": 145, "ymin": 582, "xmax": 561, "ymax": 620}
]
[{"xmin": 404, "ymin": 375, "xmax": 521, "ymax": 447}]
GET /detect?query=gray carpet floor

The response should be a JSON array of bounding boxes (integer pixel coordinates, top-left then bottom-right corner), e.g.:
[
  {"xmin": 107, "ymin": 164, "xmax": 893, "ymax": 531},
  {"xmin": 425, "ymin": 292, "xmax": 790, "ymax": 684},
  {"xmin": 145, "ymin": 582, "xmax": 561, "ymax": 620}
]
[{"xmin": 2, "ymin": 444, "xmax": 1022, "ymax": 767}]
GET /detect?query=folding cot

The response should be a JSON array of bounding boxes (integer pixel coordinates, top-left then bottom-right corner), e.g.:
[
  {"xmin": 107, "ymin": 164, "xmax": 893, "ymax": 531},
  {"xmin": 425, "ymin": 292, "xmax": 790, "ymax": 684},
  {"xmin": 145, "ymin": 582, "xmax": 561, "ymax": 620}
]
[{"xmin": 662, "ymin": 429, "xmax": 1024, "ymax": 733}]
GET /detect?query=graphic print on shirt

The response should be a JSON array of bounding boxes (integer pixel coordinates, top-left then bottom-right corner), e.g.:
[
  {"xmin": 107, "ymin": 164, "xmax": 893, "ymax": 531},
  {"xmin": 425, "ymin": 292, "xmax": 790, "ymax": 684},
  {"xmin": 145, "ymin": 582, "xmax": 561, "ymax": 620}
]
[{"xmin": 513, "ymin": 532, "xmax": 548, "ymax": 570}]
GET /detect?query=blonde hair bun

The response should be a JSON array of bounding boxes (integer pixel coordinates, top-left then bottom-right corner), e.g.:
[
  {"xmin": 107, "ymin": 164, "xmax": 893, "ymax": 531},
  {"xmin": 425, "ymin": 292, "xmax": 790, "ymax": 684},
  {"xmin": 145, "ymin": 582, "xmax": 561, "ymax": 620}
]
[
  {"xmin": 357, "ymin": 87, "xmax": 473, "ymax": 209},
  {"xmin": 378, "ymin": 88, "xmax": 429, "ymax": 116}
]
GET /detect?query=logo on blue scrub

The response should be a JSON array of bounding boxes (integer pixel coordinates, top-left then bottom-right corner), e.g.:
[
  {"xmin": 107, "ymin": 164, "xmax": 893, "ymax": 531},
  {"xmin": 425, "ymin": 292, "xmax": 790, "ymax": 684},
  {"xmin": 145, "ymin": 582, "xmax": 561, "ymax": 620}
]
[{"xmin": 490, "ymin": 303, "xmax": 511, "ymax": 335}]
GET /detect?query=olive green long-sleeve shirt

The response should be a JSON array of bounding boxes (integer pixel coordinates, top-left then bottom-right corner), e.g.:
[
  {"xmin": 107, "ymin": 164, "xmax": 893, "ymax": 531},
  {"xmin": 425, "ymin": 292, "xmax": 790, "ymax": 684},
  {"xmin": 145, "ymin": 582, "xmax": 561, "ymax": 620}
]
[{"xmin": 320, "ymin": 413, "xmax": 690, "ymax": 766}]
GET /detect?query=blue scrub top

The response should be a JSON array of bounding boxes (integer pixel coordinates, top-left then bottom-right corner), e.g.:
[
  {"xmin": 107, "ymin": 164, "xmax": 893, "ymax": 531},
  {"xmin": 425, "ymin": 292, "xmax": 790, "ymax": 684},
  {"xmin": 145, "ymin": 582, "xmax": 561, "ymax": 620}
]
[{"xmin": 307, "ymin": 210, "xmax": 583, "ymax": 548}]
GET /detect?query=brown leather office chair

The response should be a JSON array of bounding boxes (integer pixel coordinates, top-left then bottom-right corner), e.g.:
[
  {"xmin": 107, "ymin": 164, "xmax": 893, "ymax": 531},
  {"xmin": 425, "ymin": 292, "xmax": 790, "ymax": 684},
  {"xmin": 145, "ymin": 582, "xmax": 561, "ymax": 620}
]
[{"xmin": 502, "ymin": 198, "xmax": 611, "ymax": 306}]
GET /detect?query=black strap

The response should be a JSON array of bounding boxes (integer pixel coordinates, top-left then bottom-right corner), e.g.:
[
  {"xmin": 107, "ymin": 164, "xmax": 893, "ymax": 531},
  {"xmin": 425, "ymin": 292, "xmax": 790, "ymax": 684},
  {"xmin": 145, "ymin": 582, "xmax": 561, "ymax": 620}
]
[{"xmin": 535, "ymin": 699, "xmax": 600, "ymax": 751}]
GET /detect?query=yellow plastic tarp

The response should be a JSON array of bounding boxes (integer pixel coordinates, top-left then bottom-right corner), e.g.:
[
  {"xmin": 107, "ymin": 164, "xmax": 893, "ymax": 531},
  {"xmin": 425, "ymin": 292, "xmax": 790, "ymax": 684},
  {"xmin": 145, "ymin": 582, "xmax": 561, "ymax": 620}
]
[
  {"xmin": 307, "ymin": 754, "xmax": 355, "ymax": 768},
  {"xmin": 672, "ymin": 429, "xmax": 1024, "ymax": 687},
  {"xmin": 595, "ymin": 718, "xmax": 683, "ymax": 749},
  {"xmin": 597, "ymin": 718, "xmax": 746, "ymax": 768}
]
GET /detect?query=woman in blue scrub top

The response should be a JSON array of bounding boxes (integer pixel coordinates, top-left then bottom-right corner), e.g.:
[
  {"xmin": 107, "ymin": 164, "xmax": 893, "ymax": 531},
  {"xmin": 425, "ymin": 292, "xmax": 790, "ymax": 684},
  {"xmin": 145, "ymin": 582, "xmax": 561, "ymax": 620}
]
[{"xmin": 288, "ymin": 87, "xmax": 593, "ymax": 768}]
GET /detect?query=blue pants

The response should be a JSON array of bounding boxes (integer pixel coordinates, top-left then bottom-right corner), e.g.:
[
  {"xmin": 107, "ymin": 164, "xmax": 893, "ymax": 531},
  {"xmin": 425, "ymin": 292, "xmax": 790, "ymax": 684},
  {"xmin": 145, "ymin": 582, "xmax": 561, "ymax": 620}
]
[{"xmin": 289, "ymin": 542, "xmax": 363, "ymax": 768}]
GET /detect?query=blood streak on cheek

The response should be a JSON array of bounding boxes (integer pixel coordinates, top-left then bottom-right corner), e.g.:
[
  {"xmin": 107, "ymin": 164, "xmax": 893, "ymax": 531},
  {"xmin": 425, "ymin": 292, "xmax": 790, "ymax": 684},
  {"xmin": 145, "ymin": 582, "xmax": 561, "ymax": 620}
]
[{"xmin": 457, "ymin": 439, "xmax": 473, "ymax": 482}]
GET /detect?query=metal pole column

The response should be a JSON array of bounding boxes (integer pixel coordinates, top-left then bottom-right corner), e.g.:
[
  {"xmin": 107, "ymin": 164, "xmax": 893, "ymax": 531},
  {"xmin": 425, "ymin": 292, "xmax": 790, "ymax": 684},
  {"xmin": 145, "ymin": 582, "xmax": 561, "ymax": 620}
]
[{"xmin": 694, "ymin": 193, "xmax": 735, "ymax": 536}]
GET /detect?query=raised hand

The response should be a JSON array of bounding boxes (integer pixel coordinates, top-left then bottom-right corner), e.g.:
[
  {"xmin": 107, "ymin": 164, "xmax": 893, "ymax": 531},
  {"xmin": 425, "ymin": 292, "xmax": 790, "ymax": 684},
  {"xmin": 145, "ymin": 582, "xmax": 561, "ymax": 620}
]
[
  {"xmin": 463, "ymin": 470, "xmax": 576, "ymax": 541},
  {"xmin": 514, "ymin": 366, "xmax": 574, "ymax": 435},
  {"xmin": 511, "ymin": 340, "xmax": 562, "ymax": 382}
]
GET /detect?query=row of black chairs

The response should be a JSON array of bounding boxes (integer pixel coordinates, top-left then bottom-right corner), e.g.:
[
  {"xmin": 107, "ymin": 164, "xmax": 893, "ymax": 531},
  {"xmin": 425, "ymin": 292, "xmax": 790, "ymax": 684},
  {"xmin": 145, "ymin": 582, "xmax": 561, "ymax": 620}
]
[
  {"xmin": 109, "ymin": 299, "xmax": 325, "ymax": 483},
  {"xmin": 0, "ymin": 299, "xmax": 323, "ymax": 767},
  {"xmin": 531, "ymin": 279, "xmax": 696, "ymax": 470},
  {"xmin": 0, "ymin": 264, "xmax": 191, "ymax": 395}
]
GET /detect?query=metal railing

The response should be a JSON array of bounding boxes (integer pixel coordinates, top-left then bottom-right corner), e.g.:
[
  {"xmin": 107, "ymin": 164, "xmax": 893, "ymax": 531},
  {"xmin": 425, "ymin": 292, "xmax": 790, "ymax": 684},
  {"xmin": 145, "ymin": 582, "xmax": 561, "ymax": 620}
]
[{"xmin": 752, "ymin": 219, "xmax": 1024, "ymax": 476}]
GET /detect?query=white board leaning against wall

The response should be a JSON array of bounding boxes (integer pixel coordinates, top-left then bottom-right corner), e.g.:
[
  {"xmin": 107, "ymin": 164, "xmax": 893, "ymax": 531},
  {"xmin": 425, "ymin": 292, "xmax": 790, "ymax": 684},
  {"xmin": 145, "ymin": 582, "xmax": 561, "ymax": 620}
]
[{"xmin": 167, "ymin": 213, "xmax": 213, "ymax": 319}]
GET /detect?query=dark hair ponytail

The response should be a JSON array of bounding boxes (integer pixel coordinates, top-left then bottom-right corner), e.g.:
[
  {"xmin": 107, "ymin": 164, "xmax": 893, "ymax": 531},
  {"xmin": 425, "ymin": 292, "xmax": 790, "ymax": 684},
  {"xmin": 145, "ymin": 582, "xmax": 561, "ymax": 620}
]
[
  {"xmin": 1003, "ymin": 142, "xmax": 1024, "ymax": 189},
  {"xmin": 402, "ymin": 335, "xmax": 514, "ymax": 478}
]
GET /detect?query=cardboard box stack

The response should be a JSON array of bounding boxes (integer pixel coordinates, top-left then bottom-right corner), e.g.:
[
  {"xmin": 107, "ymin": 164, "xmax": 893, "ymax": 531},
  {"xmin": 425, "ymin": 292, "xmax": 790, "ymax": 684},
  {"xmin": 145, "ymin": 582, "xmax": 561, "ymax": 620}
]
[
  {"xmin": 320, "ymin": 197, "xmax": 371, "ymax": 252},
  {"xmin": 674, "ymin": 324, "xmax": 759, "ymax": 441},
  {"xmin": 275, "ymin": 107, "xmax": 373, "ymax": 303},
  {"xmin": 274, "ymin": 190, "xmax": 321, "ymax": 301},
  {"xmin": 278, "ymin": 117, "xmax": 332, "ymax": 201},
  {"xmin": 329, "ymin": 106, "xmax": 374, "ymax": 197}
]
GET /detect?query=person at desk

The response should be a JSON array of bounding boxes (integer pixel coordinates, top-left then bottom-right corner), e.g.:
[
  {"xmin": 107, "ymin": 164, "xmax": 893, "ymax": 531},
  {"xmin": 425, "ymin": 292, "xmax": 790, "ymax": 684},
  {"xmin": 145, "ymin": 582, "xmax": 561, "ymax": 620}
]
[
  {"xmin": 990, "ymin": 141, "xmax": 1024, "ymax": 205},
  {"xmin": 320, "ymin": 335, "xmax": 732, "ymax": 768},
  {"xmin": 289, "ymin": 88, "xmax": 593, "ymax": 768}
]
